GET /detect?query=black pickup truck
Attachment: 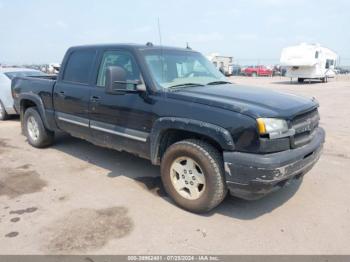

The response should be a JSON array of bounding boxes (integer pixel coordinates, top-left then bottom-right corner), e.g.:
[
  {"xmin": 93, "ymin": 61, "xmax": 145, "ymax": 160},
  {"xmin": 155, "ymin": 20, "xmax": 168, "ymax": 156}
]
[{"xmin": 12, "ymin": 43, "xmax": 325, "ymax": 213}]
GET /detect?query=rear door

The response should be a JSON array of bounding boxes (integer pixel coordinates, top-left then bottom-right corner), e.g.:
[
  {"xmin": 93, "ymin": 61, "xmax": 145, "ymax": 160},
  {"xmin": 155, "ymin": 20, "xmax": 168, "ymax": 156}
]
[{"xmin": 53, "ymin": 48, "xmax": 97, "ymax": 139}]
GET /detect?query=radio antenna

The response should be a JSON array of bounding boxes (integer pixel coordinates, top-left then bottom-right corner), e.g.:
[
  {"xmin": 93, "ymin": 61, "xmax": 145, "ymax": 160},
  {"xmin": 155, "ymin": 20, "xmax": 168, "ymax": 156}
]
[
  {"xmin": 157, "ymin": 17, "xmax": 162, "ymax": 46},
  {"xmin": 157, "ymin": 17, "xmax": 165, "ymax": 83}
]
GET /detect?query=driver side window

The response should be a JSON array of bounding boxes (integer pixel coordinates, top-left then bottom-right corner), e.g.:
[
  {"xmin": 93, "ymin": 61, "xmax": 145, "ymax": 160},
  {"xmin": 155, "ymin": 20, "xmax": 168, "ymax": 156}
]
[{"xmin": 97, "ymin": 50, "xmax": 140, "ymax": 87}]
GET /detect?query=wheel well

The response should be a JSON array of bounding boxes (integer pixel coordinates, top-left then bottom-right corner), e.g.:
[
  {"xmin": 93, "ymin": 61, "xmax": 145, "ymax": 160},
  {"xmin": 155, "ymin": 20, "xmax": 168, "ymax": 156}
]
[
  {"xmin": 158, "ymin": 129, "xmax": 222, "ymax": 161},
  {"xmin": 20, "ymin": 99, "xmax": 37, "ymax": 113}
]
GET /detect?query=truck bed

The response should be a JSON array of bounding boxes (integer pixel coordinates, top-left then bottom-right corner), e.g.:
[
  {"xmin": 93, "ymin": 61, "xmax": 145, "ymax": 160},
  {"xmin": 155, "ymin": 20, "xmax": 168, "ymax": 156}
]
[{"xmin": 12, "ymin": 75, "xmax": 57, "ymax": 113}]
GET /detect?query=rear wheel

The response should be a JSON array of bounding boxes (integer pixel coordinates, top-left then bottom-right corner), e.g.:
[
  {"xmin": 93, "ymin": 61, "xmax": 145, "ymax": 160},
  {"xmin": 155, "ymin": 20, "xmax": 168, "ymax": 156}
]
[
  {"xmin": 0, "ymin": 100, "xmax": 9, "ymax": 121},
  {"xmin": 23, "ymin": 107, "xmax": 54, "ymax": 148},
  {"xmin": 160, "ymin": 139, "xmax": 227, "ymax": 213}
]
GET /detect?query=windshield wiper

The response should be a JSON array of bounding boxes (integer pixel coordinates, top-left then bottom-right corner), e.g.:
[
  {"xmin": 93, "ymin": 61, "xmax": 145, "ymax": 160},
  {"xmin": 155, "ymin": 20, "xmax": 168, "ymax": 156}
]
[
  {"xmin": 168, "ymin": 83, "xmax": 205, "ymax": 89},
  {"xmin": 206, "ymin": 80, "xmax": 232, "ymax": 85}
]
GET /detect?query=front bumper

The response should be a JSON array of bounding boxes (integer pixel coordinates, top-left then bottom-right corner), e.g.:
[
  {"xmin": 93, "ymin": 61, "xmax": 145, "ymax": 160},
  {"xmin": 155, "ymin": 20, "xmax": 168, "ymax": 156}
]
[{"xmin": 223, "ymin": 127, "xmax": 325, "ymax": 200}]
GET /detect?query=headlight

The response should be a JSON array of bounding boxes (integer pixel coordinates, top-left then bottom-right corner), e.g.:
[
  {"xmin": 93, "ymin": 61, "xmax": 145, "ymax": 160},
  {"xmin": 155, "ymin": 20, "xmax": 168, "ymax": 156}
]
[{"xmin": 256, "ymin": 118, "xmax": 289, "ymax": 136}]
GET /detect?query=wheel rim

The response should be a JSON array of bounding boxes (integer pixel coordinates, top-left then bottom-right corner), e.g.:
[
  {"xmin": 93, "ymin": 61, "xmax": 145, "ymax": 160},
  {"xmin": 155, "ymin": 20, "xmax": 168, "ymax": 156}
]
[
  {"xmin": 27, "ymin": 116, "xmax": 40, "ymax": 141},
  {"xmin": 170, "ymin": 157, "xmax": 206, "ymax": 200}
]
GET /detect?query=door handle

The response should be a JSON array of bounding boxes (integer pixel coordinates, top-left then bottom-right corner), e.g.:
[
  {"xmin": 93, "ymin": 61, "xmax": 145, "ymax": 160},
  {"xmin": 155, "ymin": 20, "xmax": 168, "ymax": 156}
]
[{"xmin": 90, "ymin": 96, "xmax": 101, "ymax": 102}]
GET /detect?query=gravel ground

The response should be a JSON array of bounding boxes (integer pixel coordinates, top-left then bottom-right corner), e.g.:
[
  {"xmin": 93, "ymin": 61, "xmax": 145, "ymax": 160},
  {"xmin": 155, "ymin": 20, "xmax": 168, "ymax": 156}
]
[{"xmin": 0, "ymin": 76, "xmax": 349, "ymax": 254}]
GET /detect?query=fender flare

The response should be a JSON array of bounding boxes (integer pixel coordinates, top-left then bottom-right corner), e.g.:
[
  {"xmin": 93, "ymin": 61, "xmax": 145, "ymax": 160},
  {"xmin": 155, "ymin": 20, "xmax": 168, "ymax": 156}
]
[
  {"xmin": 150, "ymin": 117, "xmax": 235, "ymax": 165},
  {"xmin": 18, "ymin": 93, "xmax": 56, "ymax": 131}
]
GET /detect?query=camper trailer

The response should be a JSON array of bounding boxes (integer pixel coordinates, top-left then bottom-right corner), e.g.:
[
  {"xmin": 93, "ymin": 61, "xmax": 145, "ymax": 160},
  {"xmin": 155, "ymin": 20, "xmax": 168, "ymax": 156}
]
[
  {"xmin": 207, "ymin": 53, "xmax": 233, "ymax": 76},
  {"xmin": 280, "ymin": 43, "xmax": 337, "ymax": 83}
]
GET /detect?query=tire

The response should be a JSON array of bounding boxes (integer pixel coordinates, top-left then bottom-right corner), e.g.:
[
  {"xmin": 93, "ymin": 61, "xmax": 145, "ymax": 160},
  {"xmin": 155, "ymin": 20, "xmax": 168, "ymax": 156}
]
[
  {"xmin": 160, "ymin": 139, "xmax": 227, "ymax": 213},
  {"xmin": 0, "ymin": 100, "xmax": 9, "ymax": 121},
  {"xmin": 252, "ymin": 72, "xmax": 257, "ymax": 77},
  {"xmin": 298, "ymin": 78, "xmax": 304, "ymax": 83},
  {"xmin": 23, "ymin": 107, "xmax": 54, "ymax": 148}
]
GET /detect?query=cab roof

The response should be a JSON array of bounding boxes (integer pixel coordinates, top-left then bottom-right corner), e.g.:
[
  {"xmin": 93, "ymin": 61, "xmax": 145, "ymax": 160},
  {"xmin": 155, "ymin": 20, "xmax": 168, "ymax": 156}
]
[{"xmin": 67, "ymin": 43, "xmax": 196, "ymax": 53}]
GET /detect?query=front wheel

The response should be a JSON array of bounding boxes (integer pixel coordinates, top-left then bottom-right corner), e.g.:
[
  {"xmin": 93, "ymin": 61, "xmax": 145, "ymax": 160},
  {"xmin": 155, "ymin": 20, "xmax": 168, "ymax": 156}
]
[
  {"xmin": 23, "ymin": 107, "xmax": 54, "ymax": 148},
  {"xmin": 160, "ymin": 139, "xmax": 227, "ymax": 213}
]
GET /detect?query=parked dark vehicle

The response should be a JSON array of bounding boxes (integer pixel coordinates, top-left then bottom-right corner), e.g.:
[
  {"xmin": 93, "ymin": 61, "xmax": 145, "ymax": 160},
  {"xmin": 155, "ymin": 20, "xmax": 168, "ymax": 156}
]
[
  {"xmin": 231, "ymin": 64, "xmax": 242, "ymax": 76},
  {"xmin": 12, "ymin": 43, "xmax": 325, "ymax": 213},
  {"xmin": 335, "ymin": 67, "xmax": 350, "ymax": 74},
  {"xmin": 272, "ymin": 65, "xmax": 287, "ymax": 76}
]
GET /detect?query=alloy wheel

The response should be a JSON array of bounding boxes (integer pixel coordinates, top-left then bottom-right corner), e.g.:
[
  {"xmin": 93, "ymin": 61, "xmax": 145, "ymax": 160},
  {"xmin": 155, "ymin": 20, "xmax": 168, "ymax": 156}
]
[
  {"xmin": 170, "ymin": 157, "xmax": 206, "ymax": 200},
  {"xmin": 27, "ymin": 116, "xmax": 40, "ymax": 141}
]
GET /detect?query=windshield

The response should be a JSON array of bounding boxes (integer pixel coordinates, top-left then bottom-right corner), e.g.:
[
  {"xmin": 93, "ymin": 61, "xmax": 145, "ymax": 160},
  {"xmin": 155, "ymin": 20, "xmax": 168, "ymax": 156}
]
[
  {"xmin": 141, "ymin": 49, "xmax": 227, "ymax": 89},
  {"xmin": 4, "ymin": 70, "xmax": 46, "ymax": 80}
]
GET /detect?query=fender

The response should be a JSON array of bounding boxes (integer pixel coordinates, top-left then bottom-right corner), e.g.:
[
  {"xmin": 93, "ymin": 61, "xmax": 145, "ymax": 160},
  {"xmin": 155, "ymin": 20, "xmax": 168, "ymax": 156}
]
[
  {"xmin": 150, "ymin": 117, "xmax": 235, "ymax": 165},
  {"xmin": 18, "ymin": 93, "xmax": 58, "ymax": 132}
]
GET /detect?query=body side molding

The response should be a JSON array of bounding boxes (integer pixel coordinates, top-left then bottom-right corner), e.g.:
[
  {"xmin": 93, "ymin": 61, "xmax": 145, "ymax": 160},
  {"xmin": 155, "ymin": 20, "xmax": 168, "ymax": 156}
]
[
  {"xmin": 54, "ymin": 112, "xmax": 149, "ymax": 142},
  {"xmin": 90, "ymin": 120, "xmax": 148, "ymax": 142},
  {"xmin": 56, "ymin": 112, "xmax": 89, "ymax": 127}
]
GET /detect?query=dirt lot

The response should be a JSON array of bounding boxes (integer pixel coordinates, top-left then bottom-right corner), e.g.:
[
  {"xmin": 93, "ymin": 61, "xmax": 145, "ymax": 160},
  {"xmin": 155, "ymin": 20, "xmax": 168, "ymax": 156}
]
[{"xmin": 0, "ymin": 76, "xmax": 349, "ymax": 254}]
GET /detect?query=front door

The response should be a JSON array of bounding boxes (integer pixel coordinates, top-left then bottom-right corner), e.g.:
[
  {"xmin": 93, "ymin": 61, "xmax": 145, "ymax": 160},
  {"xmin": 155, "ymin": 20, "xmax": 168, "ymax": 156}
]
[
  {"xmin": 88, "ymin": 49, "xmax": 153, "ymax": 158},
  {"xmin": 53, "ymin": 49, "xmax": 97, "ymax": 139}
]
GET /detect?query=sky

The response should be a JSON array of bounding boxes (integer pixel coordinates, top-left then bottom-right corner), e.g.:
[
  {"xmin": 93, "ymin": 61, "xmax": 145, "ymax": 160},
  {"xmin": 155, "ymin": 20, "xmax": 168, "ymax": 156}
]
[{"xmin": 0, "ymin": 0, "xmax": 349, "ymax": 65}]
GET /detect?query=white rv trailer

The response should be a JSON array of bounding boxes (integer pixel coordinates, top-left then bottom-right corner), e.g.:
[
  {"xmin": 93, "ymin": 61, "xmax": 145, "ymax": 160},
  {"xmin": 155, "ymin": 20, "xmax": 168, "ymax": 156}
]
[
  {"xmin": 280, "ymin": 43, "xmax": 337, "ymax": 83},
  {"xmin": 207, "ymin": 53, "xmax": 233, "ymax": 76}
]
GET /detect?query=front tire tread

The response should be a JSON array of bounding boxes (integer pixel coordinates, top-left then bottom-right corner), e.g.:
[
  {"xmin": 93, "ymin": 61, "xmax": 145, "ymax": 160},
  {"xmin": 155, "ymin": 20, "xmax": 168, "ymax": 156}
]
[{"xmin": 161, "ymin": 139, "xmax": 227, "ymax": 213}]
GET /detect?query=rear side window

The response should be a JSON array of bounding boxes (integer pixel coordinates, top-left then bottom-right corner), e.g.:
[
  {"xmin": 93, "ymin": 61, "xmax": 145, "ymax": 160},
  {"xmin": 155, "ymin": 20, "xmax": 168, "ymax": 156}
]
[{"xmin": 63, "ymin": 50, "xmax": 96, "ymax": 84}]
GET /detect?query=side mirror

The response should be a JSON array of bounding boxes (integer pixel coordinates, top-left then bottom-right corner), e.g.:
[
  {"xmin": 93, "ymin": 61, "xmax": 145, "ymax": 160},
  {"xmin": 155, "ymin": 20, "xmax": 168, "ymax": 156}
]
[
  {"xmin": 106, "ymin": 66, "xmax": 127, "ymax": 92},
  {"xmin": 105, "ymin": 66, "xmax": 145, "ymax": 94}
]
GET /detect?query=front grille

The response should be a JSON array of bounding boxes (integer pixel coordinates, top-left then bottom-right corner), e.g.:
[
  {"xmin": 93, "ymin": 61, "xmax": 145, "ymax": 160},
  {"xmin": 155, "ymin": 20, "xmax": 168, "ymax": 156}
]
[{"xmin": 290, "ymin": 108, "xmax": 319, "ymax": 148}]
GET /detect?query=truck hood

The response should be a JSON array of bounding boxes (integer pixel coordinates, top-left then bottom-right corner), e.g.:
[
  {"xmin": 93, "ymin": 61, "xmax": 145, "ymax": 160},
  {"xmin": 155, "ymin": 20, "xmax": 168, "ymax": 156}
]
[{"xmin": 166, "ymin": 84, "xmax": 318, "ymax": 119}]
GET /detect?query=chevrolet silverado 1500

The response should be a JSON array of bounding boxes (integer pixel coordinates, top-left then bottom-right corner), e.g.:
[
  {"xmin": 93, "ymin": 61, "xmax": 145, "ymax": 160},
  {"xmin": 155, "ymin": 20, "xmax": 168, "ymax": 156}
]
[{"xmin": 12, "ymin": 43, "xmax": 325, "ymax": 213}]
